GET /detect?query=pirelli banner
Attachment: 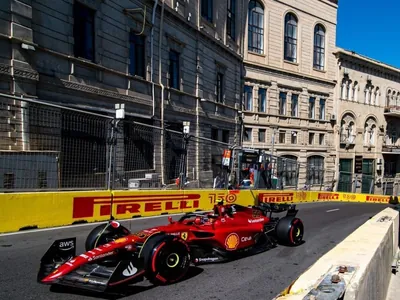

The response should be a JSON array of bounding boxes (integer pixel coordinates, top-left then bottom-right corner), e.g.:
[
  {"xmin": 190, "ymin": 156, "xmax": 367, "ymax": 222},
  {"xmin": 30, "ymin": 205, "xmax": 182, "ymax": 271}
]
[{"xmin": 0, "ymin": 189, "xmax": 396, "ymax": 233}]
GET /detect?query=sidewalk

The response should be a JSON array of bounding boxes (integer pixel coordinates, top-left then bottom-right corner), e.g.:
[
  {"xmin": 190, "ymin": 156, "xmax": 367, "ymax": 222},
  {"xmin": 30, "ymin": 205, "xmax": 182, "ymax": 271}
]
[{"xmin": 386, "ymin": 247, "xmax": 400, "ymax": 300}]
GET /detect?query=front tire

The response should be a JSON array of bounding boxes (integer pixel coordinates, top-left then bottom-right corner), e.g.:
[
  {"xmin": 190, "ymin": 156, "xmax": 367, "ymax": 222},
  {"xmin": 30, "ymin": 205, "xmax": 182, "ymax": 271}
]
[
  {"xmin": 85, "ymin": 222, "xmax": 130, "ymax": 251},
  {"xmin": 140, "ymin": 234, "xmax": 191, "ymax": 285},
  {"xmin": 275, "ymin": 216, "xmax": 304, "ymax": 246}
]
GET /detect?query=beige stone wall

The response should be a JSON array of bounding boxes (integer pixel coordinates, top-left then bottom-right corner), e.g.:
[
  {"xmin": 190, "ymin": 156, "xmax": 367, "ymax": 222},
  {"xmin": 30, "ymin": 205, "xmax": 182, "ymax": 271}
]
[
  {"xmin": 334, "ymin": 48, "xmax": 400, "ymax": 195},
  {"xmin": 242, "ymin": 0, "xmax": 338, "ymax": 189}
]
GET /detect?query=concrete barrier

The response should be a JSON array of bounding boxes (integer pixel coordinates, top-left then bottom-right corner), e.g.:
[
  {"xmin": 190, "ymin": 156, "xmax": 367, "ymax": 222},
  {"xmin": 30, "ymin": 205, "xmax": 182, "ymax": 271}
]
[{"xmin": 274, "ymin": 207, "xmax": 399, "ymax": 300}]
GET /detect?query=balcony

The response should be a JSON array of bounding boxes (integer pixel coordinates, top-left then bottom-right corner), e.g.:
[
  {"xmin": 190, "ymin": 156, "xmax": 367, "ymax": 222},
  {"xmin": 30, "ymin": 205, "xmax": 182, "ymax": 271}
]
[
  {"xmin": 384, "ymin": 106, "xmax": 400, "ymax": 117},
  {"xmin": 382, "ymin": 144, "xmax": 400, "ymax": 154}
]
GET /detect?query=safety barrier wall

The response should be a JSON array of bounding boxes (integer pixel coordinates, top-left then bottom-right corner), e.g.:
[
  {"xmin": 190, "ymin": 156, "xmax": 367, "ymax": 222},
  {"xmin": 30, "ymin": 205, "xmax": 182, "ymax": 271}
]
[
  {"xmin": 0, "ymin": 189, "xmax": 398, "ymax": 234},
  {"xmin": 274, "ymin": 207, "xmax": 400, "ymax": 300}
]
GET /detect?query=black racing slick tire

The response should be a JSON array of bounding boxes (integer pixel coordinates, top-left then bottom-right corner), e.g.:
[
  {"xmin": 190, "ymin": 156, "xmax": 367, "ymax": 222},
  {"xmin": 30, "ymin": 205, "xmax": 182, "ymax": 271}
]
[
  {"xmin": 85, "ymin": 222, "xmax": 130, "ymax": 251},
  {"xmin": 275, "ymin": 216, "xmax": 304, "ymax": 246},
  {"xmin": 140, "ymin": 233, "xmax": 191, "ymax": 285}
]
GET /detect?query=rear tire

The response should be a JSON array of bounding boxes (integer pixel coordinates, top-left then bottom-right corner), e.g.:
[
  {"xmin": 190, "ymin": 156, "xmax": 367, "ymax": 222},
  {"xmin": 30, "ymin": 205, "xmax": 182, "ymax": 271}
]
[
  {"xmin": 275, "ymin": 216, "xmax": 304, "ymax": 246},
  {"xmin": 140, "ymin": 233, "xmax": 191, "ymax": 285},
  {"xmin": 85, "ymin": 222, "xmax": 130, "ymax": 251}
]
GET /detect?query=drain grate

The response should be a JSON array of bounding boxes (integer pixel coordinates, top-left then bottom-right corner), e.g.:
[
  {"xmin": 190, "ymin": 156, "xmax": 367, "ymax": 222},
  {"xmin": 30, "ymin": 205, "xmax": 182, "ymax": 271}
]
[{"xmin": 302, "ymin": 265, "xmax": 356, "ymax": 300}]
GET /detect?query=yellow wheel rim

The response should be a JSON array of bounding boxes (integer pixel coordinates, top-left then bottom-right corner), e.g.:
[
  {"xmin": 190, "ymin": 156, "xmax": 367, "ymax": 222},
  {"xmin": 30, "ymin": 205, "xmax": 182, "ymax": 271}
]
[{"xmin": 166, "ymin": 253, "xmax": 180, "ymax": 268}]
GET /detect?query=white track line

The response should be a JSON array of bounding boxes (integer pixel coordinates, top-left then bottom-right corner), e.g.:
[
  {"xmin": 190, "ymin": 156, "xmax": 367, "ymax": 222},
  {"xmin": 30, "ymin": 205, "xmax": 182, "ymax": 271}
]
[
  {"xmin": 0, "ymin": 211, "xmax": 211, "ymax": 237},
  {"xmin": 326, "ymin": 208, "xmax": 340, "ymax": 213}
]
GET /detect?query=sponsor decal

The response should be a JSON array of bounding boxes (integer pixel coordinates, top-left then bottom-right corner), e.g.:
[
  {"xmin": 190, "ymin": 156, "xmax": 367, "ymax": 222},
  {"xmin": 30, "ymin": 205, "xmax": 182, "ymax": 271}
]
[
  {"xmin": 181, "ymin": 232, "xmax": 188, "ymax": 240},
  {"xmin": 169, "ymin": 232, "xmax": 181, "ymax": 236},
  {"xmin": 342, "ymin": 193, "xmax": 357, "ymax": 201},
  {"xmin": 73, "ymin": 194, "xmax": 201, "ymax": 219},
  {"xmin": 122, "ymin": 262, "xmax": 138, "ymax": 277},
  {"xmin": 208, "ymin": 192, "xmax": 237, "ymax": 204},
  {"xmin": 248, "ymin": 218, "xmax": 264, "ymax": 223},
  {"xmin": 259, "ymin": 193, "xmax": 294, "ymax": 203},
  {"xmin": 318, "ymin": 193, "xmax": 339, "ymax": 201},
  {"xmin": 125, "ymin": 245, "xmax": 134, "ymax": 251},
  {"xmin": 132, "ymin": 231, "xmax": 150, "ymax": 239},
  {"xmin": 195, "ymin": 257, "xmax": 219, "ymax": 263},
  {"xmin": 79, "ymin": 254, "xmax": 90, "ymax": 259},
  {"xmin": 241, "ymin": 236, "xmax": 252, "ymax": 242},
  {"xmin": 366, "ymin": 195, "xmax": 390, "ymax": 203},
  {"xmin": 252, "ymin": 210, "xmax": 261, "ymax": 218},
  {"xmin": 114, "ymin": 237, "xmax": 128, "ymax": 244},
  {"xmin": 225, "ymin": 233, "xmax": 239, "ymax": 250},
  {"xmin": 91, "ymin": 251, "xmax": 115, "ymax": 261},
  {"xmin": 59, "ymin": 240, "xmax": 74, "ymax": 251},
  {"xmin": 296, "ymin": 191, "xmax": 308, "ymax": 201}
]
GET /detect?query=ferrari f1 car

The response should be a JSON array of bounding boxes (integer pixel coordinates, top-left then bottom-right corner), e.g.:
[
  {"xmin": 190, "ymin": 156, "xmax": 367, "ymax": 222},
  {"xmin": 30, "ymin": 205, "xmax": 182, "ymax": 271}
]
[{"xmin": 37, "ymin": 201, "xmax": 304, "ymax": 293}]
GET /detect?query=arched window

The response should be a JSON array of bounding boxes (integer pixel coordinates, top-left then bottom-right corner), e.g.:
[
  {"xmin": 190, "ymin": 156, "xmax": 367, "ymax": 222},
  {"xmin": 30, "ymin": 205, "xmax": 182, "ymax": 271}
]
[
  {"xmin": 307, "ymin": 156, "xmax": 324, "ymax": 185},
  {"xmin": 248, "ymin": 1, "xmax": 264, "ymax": 54},
  {"xmin": 313, "ymin": 24, "xmax": 325, "ymax": 70},
  {"xmin": 284, "ymin": 13, "xmax": 298, "ymax": 62}
]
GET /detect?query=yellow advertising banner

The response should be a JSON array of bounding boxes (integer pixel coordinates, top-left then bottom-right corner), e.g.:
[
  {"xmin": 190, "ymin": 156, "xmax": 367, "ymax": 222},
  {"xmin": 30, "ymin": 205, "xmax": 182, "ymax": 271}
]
[{"xmin": 0, "ymin": 189, "xmax": 396, "ymax": 234}]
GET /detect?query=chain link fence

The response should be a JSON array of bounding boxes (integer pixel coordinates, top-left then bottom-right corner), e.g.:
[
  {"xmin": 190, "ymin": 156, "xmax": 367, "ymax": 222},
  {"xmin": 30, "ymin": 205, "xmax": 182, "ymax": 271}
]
[
  {"xmin": 336, "ymin": 171, "xmax": 376, "ymax": 194},
  {"xmin": 0, "ymin": 93, "xmax": 237, "ymax": 192},
  {"xmin": 0, "ymin": 94, "xmax": 113, "ymax": 191}
]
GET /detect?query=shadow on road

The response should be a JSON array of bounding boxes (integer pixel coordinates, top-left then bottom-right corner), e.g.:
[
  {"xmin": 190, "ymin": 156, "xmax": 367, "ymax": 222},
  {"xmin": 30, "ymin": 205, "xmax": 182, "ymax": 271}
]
[{"xmin": 48, "ymin": 266, "xmax": 204, "ymax": 299}]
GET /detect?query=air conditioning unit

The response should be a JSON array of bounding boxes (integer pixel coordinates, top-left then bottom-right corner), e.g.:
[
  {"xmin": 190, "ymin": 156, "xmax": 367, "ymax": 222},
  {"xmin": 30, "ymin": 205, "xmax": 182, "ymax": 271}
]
[
  {"xmin": 330, "ymin": 114, "xmax": 337, "ymax": 121},
  {"xmin": 377, "ymin": 158, "xmax": 383, "ymax": 164},
  {"xmin": 376, "ymin": 165, "xmax": 382, "ymax": 171}
]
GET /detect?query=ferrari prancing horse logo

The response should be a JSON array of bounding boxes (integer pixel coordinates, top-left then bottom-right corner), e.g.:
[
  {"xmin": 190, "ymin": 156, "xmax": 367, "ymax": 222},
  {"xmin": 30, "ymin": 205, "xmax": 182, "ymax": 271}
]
[
  {"xmin": 225, "ymin": 233, "xmax": 239, "ymax": 250},
  {"xmin": 181, "ymin": 232, "xmax": 188, "ymax": 240}
]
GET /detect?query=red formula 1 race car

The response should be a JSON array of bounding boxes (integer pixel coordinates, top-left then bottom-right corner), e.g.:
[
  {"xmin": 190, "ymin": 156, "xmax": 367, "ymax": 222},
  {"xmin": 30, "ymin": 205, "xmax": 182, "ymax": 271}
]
[{"xmin": 37, "ymin": 201, "xmax": 304, "ymax": 294}]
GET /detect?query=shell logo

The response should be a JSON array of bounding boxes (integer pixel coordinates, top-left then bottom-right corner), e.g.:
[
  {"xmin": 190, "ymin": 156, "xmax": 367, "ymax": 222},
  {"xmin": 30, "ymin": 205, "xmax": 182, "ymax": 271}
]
[{"xmin": 225, "ymin": 233, "xmax": 239, "ymax": 250}]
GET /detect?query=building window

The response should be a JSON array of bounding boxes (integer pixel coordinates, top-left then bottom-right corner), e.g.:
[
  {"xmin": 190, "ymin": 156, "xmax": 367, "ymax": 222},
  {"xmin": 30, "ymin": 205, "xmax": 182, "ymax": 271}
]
[
  {"xmin": 244, "ymin": 128, "xmax": 252, "ymax": 142},
  {"xmin": 169, "ymin": 50, "xmax": 180, "ymax": 89},
  {"xmin": 284, "ymin": 13, "xmax": 298, "ymax": 62},
  {"xmin": 313, "ymin": 24, "xmax": 325, "ymax": 70},
  {"xmin": 73, "ymin": 2, "xmax": 95, "ymax": 61},
  {"xmin": 319, "ymin": 133, "xmax": 325, "ymax": 145},
  {"xmin": 309, "ymin": 97, "xmax": 315, "ymax": 119},
  {"xmin": 291, "ymin": 94, "xmax": 298, "ymax": 117},
  {"xmin": 244, "ymin": 85, "xmax": 253, "ymax": 111},
  {"xmin": 309, "ymin": 132, "xmax": 315, "ymax": 144},
  {"xmin": 227, "ymin": 0, "xmax": 236, "ymax": 39},
  {"xmin": 129, "ymin": 32, "xmax": 145, "ymax": 77},
  {"xmin": 319, "ymin": 98, "xmax": 325, "ymax": 120},
  {"xmin": 211, "ymin": 128, "xmax": 218, "ymax": 140},
  {"xmin": 258, "ymin": 88, "xmax": 266, "ymax": 112},
  {"xmin": 201, "ymin": 0, "xmax": 213, "ymax": 22},
  {"xmin": 258, "ymin": 129, "xmax": 266, "ymax": 142},
  {"xmin": 222, "ymin": 130, "xmax": 230, "ymax": 143},
  {"xmin": 279, "ymin": 92, "xmax": 287, "ymax": 115},
  {"xmin": 3, "ymin": 173, "xmax": 15, "ymax": 189},
  {"xmin": 248, "ymin": 0, "xmax": 264, "ymax": 54},
  {"xmin": 216, "ymin": 72, "xmax": 224, "ymax": 103},
  {"xmin": 279, "ymin": 131, "xmax": 286, "ymax": 143},
  {"xmin": 291, "ymin": 131, "xmax": 297, "ymax": 144},
  {"xmin": 307, "ymin": 156, "xmax": 324, "ymax": 185}
]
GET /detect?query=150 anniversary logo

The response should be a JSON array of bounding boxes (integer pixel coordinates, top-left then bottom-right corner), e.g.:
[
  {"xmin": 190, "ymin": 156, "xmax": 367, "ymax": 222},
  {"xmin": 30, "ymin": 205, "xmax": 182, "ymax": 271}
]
[{"xmin": 72, "ymin": 194, "xmax": 201, "ymax": 219}]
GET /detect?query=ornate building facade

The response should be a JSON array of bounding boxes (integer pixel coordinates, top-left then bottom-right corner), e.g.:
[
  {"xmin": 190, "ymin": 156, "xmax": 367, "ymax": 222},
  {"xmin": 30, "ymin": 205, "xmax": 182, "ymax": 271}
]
[
  {"xmin": 0, "ymin": 0, "xmax": 244, "ymax": 188},
  {"xmin": 241, "ymin": 0, "xmax": 338, "ymax": 189},
  {"xmin": 334, "ymin": 48, "xmax": 400, "ymax": 195}
]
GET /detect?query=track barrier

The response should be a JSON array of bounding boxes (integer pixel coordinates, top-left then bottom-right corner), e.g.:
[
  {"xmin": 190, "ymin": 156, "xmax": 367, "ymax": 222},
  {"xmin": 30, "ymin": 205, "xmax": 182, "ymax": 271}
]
[
  {"xmin": 273, "ymin": 206, "xmax": 400, "ymax": 300},
  {"xmin": 0, "ymin": 189, "xmax": 399, "ymax": 234}
]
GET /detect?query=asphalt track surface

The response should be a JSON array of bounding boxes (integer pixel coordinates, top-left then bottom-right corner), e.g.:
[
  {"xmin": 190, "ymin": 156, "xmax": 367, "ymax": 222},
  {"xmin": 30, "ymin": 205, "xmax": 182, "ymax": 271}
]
[{"xmin": 0, "ymin": 202, "xmax": 391, "ymax": 300}]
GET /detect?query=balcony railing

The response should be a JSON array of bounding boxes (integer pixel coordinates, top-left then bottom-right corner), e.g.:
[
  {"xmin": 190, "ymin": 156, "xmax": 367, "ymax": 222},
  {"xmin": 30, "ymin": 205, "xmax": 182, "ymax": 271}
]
[
  {"xmin": 382, "ymin": 144, "xmax": 400, "ymax": 154},
  {"xmin": 384, "ymin": 106, "xmax": 400, "ymax": 117}
]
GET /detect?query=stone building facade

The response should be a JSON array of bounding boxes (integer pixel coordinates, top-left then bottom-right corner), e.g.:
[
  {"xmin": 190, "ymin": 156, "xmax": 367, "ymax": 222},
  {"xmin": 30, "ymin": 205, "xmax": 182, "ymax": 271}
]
[
  {"xmin": 333, "ymin": 48, "xmax": 400, "ymax": 195},
  {"xmin": 0, "ymin": 0, "xmax": 244, "ymax": 188},
  {"xmin": 241, "ymin": 0, "xmax": 338, "ymax": 189}
]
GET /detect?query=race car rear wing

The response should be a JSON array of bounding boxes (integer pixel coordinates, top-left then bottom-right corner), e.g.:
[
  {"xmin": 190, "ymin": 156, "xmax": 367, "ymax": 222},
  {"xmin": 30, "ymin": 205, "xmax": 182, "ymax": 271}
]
[{"xmin": 257, "ymin": 202, "xmax": 298, "ymax": 218}]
